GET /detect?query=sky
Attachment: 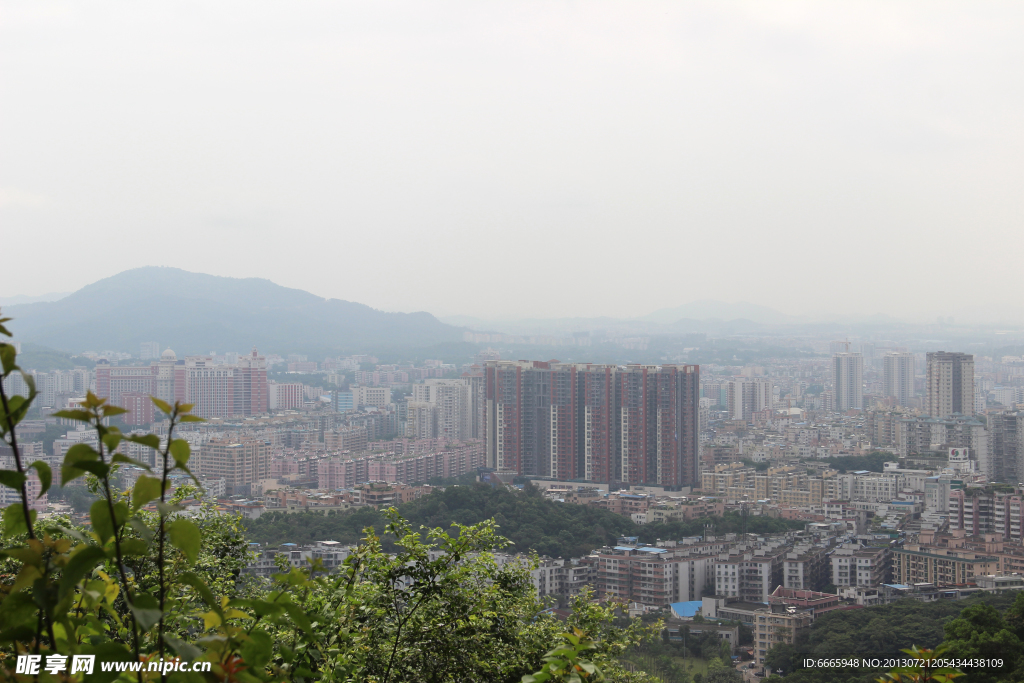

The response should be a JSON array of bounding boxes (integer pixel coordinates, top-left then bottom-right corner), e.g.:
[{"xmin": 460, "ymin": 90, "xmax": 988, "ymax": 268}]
[{"xmin": 2, "ymin": 2, "xmax": 1023, "ymax": 323}]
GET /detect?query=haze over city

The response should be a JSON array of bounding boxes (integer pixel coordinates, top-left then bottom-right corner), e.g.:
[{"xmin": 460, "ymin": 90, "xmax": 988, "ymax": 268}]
[
  {"xmin": 5, "ymin": 4, "xmax": 1024, "ymax": 683},
  {"xmin": 3, "ymin": 2, "xmax": 1024, "ymax": 323}
]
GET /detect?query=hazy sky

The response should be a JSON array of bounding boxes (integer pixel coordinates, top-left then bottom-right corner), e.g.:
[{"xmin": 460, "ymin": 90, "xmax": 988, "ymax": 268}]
[{"xmin": 2, "ymin": 2, "xmax": 1023, "ymax": 322}]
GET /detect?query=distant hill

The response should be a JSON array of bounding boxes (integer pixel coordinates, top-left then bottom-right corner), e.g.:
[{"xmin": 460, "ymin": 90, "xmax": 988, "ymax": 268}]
[
  {"xmin": 2, "ymin": 267, "xmax": 464, "ymax": 355},
  {"xmin": 643, "ymin": 299, "xmax": 795, "ymax": 325}
]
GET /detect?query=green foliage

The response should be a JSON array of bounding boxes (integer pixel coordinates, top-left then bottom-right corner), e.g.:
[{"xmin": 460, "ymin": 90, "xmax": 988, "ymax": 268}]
[
  {"xmin": 819, "ymin": 452, "xmax": 893, "ymax": 473},
  {"xmin": 245, "ymin": 482, "xmax": 640, "ymax": 557},
  {"xmin": 764, "ymin": 593, "xmax": 1023, "ymax": 683}
]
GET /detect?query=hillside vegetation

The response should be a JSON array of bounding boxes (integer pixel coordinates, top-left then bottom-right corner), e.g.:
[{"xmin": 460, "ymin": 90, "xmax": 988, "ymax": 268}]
[{"xmin": 243, "ymin": 484, "xmax": 804, "ymax": 556}]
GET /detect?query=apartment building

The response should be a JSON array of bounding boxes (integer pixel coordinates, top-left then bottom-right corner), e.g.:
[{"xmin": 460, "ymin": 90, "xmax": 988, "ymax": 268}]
[
  {"xmin": 927, "ymin": 352, "xmax": 975, "ymax": 418},
  {"xmin": 754, "ymin": 606, "xmax": 814, "ymax": 668},
  {"xmin": 836, "ymin": 471, "xmax": 903, "ymax": 502},
  {"xmin": 410, "ymin": 379, "xmax": 474, "ymax": 440},
  {"xmin": 783, "ymin": 546, "xmax": 831, "ymax": 591},
  {"xmin": 728, "ymin": 378, "xmax": 773, "ymax": 422},
  {"xmin": 352, "ymin": 386, "xmax": 392, "ymax": 408},
  {"xmin": 484, "ymin": 361, "xmax": 700, "ymax": 487},
  {"xmin": 269, "ymin": 382, "xmax": 304, "ymax": 411},
  {"xmin": 193, "ymin": 437, "xmax": 270, "ymax": 495},
  {"xmin": 714, "ymin": 546, "xmax": 788, "ymax": 602},
  {"xmin": 891, "ymin": 545, "xmax": 998, "ymax": 585},
  {"xmin": 830, "ymin": 544, "xmax": 890, "ymax": 587},
  {"xmin": 883, "ymin": 353, "xmax": 915, "ymax": 407},
  {"xmin": 593, "ymin": 543, "xmax": 715, "ymax": 606},
  {"xmin": 832, "ymin": 353, "xmax": 864, "ymax": 411}
]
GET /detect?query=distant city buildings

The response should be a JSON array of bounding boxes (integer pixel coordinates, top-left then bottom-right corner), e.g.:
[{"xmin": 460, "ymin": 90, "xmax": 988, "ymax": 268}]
[
  {"xmin": 927, "ymin": 352, "xmax": 975, "ymax": 417},
  {"xmin": 883, "ymin": 352, "xmax": 915, "ymax": 407},
  {"xmin": 96, "ymin": 348, "xmax": 268, "ymax": 420},
  {"xmin": 832, "ymin": 352, "xmax": 863, "ymax": 411}
]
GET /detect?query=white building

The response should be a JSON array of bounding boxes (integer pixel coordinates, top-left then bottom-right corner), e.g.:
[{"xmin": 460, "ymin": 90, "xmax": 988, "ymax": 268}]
[
  {"xmin": 883, "ymin": 353, "xmax": 915, "ymax": 407},
  {"xmin": 832, "ymin": 353, "xmax": 864, "ymax": 411}
]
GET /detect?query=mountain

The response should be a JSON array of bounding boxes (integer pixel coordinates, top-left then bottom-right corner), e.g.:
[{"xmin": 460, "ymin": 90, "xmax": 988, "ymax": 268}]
[
  {"xmin": 0, "ymin": 292, "xmax": 70, "ymax": 306},
  {"xmin": 2, "ymin": 268, "xmax": 464, "ymax": 354},
  {"xmin": 642, "ymin": 299, "xmax": 795, "ymax": 325}
]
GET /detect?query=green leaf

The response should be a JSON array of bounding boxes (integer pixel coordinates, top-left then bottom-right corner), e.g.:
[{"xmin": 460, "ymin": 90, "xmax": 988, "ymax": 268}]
[
  {"xmin": 0, "ymin": 344, "xmax": 15, "ymax": 375},
  {"xmin": 59, "ymin": 545, "xmax": 108, "ymax": 601},
  {"xmin": 1, "ymin": 502, "xmax": 35, "ymax": 538},
  {"xmin": 102, "ymin": 405, "xmax": 127, "ymax": 417},
  {"xmin": 168, "ymin": 518, "xmax": 201, "ymax": 563},
  {"xmin": 128, "ymin": 517, "xmax": 154, "ymax": 544},
  {"xmin": 51, "ymin": 409, "xmax": 93, "ymax": 422},
  {"xmin": 241, "ymin": 629, "xmax": 274, "ymax": 669},
  {"xmin": 281, "ymin": 601, "xmax": 313, "ymax": 632},
  {"xmin": 156, "ymin": 501, "xmax": 184, "ymax": 516},
  {"xmin": 130, "ymin": 592, "xmax": 162, "ymax": 632},
  {"xmin": 0, "ymin": 469, "xmax": 26, "ymax": 490},
  {"xmin": 101, "ymin": 431, "xmax": 123, "ymax": 453},
  {"xmin": 28, "ymin": 461, "xmax": 51, "ymax": 496},
  {"xmin": 120, "ymin": 538, "xmax": 149, "ymax": 556},
  {"xmin": 151, "ymin": 397, "xmax": 173, "ymax": 415},
  {"xmin": 74, "ymin": 459, "xmax": 110, "ymax": 481},
  {"xmin": 131, "ymin": 475, "xmax": 164, "ymax": 511},
  {"xmin": 163, "ymin": 634, "xmax": 203, "ymax": 662},
  {"xmin": 0, "ymin": 395, "xmax": 30, "ymax": 431},
  {"xmin": 124, "ymin": 433, "xmax": 161, "ymax": 449},
  {"xmin": 90, "ymin": 500, "xmax": 115, "ymax": 543},
  {"xmin": 178, "ymin": 571, "xmax": 217, "ymax": 607},
  {"xmin": 179, "ymin": 414, "xmax": 205, "ymax": 423},
  {"xmin": 169, "ymin": 439, "xmax": 191, "ymax": 468},
  {"xmin": 110, "ymin": 453, "xmax": 151, "ymax": 468},
  {"xmin": 62, "ymin": 443, "xmax": 101, "ymax": 485},
  {"xmin": 0, "ymin": 592, "xmax": 37, "ymax": 635}
]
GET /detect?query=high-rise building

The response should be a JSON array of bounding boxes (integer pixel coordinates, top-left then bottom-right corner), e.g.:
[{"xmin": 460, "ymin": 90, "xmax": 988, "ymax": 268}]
[
  {"xmin": 154, "ymin": 349, "xmax": 185, "ymax": 405},
  {"xmin": 483, "ymin": 361, "xmax": 699, "ymax": 487},
  {"xmin": 268, "ymin": 382, "xmax": 304, "ymax": 411},
  {"xmin": 333, "ymin": 390, "xmax": 354, "ymax": 413},
  {"xmin": 829, "ymin": 340, "xmax": 851, "ymax": 355},
  {"xmin": 182, "ymin": 349, "xmax": 268, "ymax": 419},
  {"xmin": 728, "ymin": 377, "xmax": 773, "ymax": 421},
  {"xmin": 95, "ymin": 363, "xmax": 156, "ymax": 408},
  {"xmin": 988, "ymin": 412, "xmax": 1023, "ymax": 485},
  {"xmin": 405, "ymin": 402, "xmax": 439, "ymax": 438},
  {"xmin": 832, "ymin": 353, "xmax": 863, "ymax": 411},
  {"xmin": 120, "ymin": 392, "xmax": 155, "ymax": 426},
  {"xmin": 139, "ymin": 342, "xmax": 161, "ymax": 360},
  {"xmin": 192, "ymin": 437, "xmax": 270, "ymax": 495},
  {"xmin": 411, "ymin": 379, "xmax": 473, "ymax": 440},
  {"xmin": 234, "ymin": 348, "xmax": 268, "ymax": 416},
  {"xmin": 883, "ymin": 352, "xmax": 915, "ymax": 407},
  {"xmin": 926, "ymin": 352, "xmax": 975, "ymax": 418},
  {"xmin": 352, "ymin": 386, "xmax": 392, "ymax": 408}
]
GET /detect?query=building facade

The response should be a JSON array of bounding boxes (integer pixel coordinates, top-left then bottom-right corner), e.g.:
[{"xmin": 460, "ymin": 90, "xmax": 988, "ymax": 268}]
[
  {"xmin": 484, "ymin": 361, "xmax": 700, "ymax": 487},
  {"xmin": 927, "ymin": 352, "xmax": 975, "ymax": 418}
]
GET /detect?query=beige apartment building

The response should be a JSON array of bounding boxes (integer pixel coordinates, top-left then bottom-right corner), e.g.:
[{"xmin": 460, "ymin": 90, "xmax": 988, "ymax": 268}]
[{"xmin": 193, "ymin": 437, "xmax": 270, "ymax": 495}]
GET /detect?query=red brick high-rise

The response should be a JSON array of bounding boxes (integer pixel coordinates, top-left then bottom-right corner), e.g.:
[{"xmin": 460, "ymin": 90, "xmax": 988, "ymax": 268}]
[{"xmin": 484, "ymin": 360, "xmax": 699, "ymax": 488}]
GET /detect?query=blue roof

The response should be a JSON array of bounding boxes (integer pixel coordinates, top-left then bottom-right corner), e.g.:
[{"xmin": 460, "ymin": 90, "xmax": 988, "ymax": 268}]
[
  {"xmin": 638, "ymin": 547, "xmax": 668, "ymax": 553},
  {"xmin": 670, "ymin": 601, "xmax": 703, "ymax": 618},
  {"xmin": 614, "ymin": 546, "xmax": 635, "ymax": 551}
]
